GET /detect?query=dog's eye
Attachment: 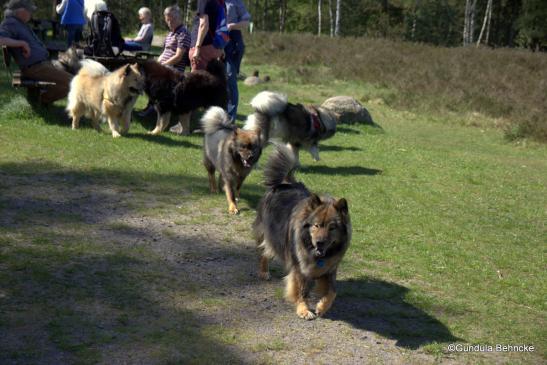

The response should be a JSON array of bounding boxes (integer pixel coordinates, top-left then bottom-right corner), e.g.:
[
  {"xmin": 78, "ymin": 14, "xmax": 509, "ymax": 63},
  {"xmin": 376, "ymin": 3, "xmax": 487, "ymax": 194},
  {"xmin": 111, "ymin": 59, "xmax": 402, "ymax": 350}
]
[{"xmin": 328, "ymin": 224, "xmax": 337, "ymax": 231}]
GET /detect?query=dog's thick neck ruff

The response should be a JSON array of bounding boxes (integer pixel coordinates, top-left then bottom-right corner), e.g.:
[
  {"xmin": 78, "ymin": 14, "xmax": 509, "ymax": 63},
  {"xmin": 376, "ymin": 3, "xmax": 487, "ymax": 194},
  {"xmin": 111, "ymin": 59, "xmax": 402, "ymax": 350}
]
[{"xmin": 306, "ymin": 106, "xmax": 324, "ymax": 135}]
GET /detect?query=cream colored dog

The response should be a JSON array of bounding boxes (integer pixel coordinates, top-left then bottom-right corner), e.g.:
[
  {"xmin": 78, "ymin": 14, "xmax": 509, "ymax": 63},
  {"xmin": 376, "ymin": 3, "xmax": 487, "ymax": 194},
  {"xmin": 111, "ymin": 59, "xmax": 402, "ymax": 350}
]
[{"xmin": 67, "ymin": 60, "xmax": 144, "ymax": 138}]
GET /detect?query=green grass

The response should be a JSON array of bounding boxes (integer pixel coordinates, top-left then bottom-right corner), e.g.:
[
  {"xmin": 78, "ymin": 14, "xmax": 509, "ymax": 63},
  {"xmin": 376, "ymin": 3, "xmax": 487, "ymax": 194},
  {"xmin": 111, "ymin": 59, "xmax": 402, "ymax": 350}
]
[
  {"xmin": 0, "ymin": 53, "xmax": 546, "ymax": 364},
  {"xmin": 245, "ymin": 32, "xmax": 547, "ymax": 142}
]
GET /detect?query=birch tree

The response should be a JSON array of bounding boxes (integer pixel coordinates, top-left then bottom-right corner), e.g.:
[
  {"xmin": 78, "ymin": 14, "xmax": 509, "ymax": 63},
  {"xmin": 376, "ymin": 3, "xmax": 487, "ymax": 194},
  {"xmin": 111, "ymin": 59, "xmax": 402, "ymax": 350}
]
[
  {"xmin": 463, "ymin": 0, "xmax": 477, "ymax": 46},
  {"xmin": 476, "ymin": 0, "xmax": 493, "ymax": 47},
  {"xmin": 334, "ymin": 0, "xmax": 341, "ymax": 36},
  {"xmin": 318, "ymin": 0, "xmax": 322, "ymax": 35},
  {"xmin": 279, "ymin": 0, "xmax": 287, "ymax": 32},
  {"xmin": 329, "ymin": 0, "xmax": 334, "ymax": 37}
]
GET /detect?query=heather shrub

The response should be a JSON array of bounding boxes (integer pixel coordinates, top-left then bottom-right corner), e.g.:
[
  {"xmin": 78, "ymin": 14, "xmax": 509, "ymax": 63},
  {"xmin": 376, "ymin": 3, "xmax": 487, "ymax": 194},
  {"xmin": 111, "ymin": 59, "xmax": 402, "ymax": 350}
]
[{"xmin": 245, "ymin": 32, "xmax": 547, "ymax": 141}]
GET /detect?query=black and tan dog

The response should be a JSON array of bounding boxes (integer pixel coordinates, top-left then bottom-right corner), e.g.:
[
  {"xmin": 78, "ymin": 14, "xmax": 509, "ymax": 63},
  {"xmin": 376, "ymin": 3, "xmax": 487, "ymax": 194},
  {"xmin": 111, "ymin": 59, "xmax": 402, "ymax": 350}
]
[
  {"xmin": 244, "ymin": 91, "xmax": 338, "ymax": 164},
  {"xmin": 253, "ymin": 145, "xmax": 351, "ymax": 320},
  {"xmin": 141, "ymin": 59, "xmax": 228, "ymax": 135},
  {"xmin": 201, "ymin": 106, "xmax": 263, "ymax": 215}
]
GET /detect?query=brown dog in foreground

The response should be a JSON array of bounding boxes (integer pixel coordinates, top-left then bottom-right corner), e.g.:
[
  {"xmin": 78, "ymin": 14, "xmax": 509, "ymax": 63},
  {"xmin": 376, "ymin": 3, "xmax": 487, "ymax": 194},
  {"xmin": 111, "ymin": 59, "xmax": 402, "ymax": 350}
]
[
  {"xmin": 253, "ymin": 145, "xmax": 351, "ymax": 319},
  {"xmin": 201, "ymin": 106, "xmax": 263, "ymax": 214}
]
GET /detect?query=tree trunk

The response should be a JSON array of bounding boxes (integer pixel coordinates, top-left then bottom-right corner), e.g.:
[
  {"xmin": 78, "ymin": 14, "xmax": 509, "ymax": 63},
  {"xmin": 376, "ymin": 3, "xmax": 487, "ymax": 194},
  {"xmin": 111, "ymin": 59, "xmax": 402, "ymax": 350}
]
[
  {"xmin": 318, "ymin": 0, "xmax": 322, "ymax": 36},
  {"xmin": 411, "ymin": 0, "xmax": 420, "ymax": 41},
  {"xmin": 51, "ymin": 0, "xmax": 57, "ymax": 19},
  {"xmin": 334, "ymin": 0, "xmax": 341, "ymax": 36},
  {"xmin": 279, "ymin": 0, "xmax": 287, "ymax": 32},
  {"xmin": 464, "ymin": 0, "xmax": 477, "ymax": 46},
  {"xmin": 476, "ymin": 0, "xmax": 493, "ymax": 47},
  {"xmin": 485, "ymin": 0, "xmax": 493, "ymax": 45},
  {"xmin": 185, "ymin": 0, "xmax": 192, "ymax": 26},
  {"xmin": 263, "ymin": 0, "xmax": 269, "ymax": 31},
  {"xmin": 328, "ymin": 0, "xmax": 334, "ymax": 37}
]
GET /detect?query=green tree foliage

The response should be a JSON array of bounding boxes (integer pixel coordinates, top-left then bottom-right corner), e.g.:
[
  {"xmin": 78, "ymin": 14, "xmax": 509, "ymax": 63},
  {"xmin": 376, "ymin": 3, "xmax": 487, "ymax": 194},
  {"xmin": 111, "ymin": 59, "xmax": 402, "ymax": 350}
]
[
  {"xmin": 23, "ymin": 0, "xmax": 546, "ymax": 49},
  {"xmin": 517, "ymin": 0, "xmax": 547, "ymax": 50}
]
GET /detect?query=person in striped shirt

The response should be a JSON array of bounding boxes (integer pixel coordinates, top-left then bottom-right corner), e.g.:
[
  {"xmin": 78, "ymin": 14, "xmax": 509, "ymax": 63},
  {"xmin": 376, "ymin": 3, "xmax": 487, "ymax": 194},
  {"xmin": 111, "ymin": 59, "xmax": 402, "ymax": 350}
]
[{"xmin": 158, "ymin": 5, "xmax": 190, "ymax": 72}]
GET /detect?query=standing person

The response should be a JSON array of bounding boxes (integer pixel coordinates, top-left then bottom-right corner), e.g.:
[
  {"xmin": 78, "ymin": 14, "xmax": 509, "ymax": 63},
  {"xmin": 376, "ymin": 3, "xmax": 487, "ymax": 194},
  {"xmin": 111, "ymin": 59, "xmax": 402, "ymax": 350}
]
[
  {"xmin": 189, "ymin": 0, "xmax": 223, "ymax": 72},
  {"xmin": 158, "ymin": 5, "xmax": 191, "ymax": 72},
  {"xmin": 224, "ymin": 0, "xmax": 250, "ymax": 122},
  {"xmin": 124, "ymin": 7, "xmax": 154, "ymax": 52},
  {"xmin": 0, "ymin": 0, "xmax": 72, "ymax": 104},
  {"xmin": 56, "ymin": 0, "xmax": 85, "ymax": 47}
]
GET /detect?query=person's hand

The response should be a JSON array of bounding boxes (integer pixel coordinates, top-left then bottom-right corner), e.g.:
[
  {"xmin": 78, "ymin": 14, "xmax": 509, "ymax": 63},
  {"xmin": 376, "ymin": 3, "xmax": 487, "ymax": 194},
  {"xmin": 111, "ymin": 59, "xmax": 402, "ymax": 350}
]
[
  {"xmin": 19, "ymin": 40, "xmax": 30, "ymax": 58},
  {"xmin": 193, "ymin": 47, "xmax": 201, "ymax": 61}
]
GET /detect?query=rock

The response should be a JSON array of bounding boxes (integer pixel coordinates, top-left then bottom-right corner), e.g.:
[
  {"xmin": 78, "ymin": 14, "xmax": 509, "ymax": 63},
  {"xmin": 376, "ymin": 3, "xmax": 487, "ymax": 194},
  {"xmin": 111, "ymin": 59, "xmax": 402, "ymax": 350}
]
[
  {"xmin": 243, "ymin": 76, "xmax": 262, "ymax": 86},
  {"xmin": 321, "ymin": 96, "xmax": 374, "ymax": 125}
]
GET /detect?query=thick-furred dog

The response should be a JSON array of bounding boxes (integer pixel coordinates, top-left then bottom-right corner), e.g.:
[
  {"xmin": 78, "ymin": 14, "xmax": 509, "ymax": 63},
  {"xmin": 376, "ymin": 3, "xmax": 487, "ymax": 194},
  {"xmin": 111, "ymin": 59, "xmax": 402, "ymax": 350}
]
[
  {"xmin": 253, "ymin": 145, "xmax": 351, "ymax": 320},
  {"xmin": 201, "ymin": 106, "xmax": 262, "ymax": 215},
  {"xmin": 244, "ymin": 91, "xmax": 338, "ymax": 163},
  {"xmin": 141, "ymin": 59, "xmax": 228, "ymax": 135},
  {"xmin": 67, "ymin": 60, "xmax": 145, "ymax": 138},
  {"xmin": 52, "ymin": 46, "xmax": 83, "ymax": 75}
]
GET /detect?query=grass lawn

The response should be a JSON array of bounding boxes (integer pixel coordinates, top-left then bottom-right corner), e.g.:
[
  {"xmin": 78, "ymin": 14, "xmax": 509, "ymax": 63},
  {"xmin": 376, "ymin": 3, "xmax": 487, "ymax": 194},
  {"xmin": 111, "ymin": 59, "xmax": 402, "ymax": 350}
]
[{"xmin": 0, "ymin": 60, "xmax": 545, "ymax": 364}]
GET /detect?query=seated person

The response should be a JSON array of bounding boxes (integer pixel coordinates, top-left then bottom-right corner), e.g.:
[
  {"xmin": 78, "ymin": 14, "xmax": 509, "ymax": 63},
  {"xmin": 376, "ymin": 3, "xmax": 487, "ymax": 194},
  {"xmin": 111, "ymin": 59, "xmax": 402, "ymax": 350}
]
[
  {"xmin": 0, "ymin": 0, "xmax": 72, "ymax": 104},
  {"xmin": 124, "ymin": 7, "xmax": 153, "ymax": 52},
  {"xmin": 158, "ymin": 5, "xmax": 190, "ymax": 72}
]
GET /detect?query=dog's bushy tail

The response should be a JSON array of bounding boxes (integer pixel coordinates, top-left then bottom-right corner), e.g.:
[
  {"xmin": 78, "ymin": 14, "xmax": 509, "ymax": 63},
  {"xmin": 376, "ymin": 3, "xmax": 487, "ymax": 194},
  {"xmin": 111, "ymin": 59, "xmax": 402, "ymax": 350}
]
[
  {"xmin": 201, "ymin": 106, "xmax": 232, "ymax": 135},
  {"xmin": 263, "ymin": 144, "xmax": 298, "ymax": 188},
  {"xmin": 78, "ymin": 59, "xmax": 109, "ymax": 77},
  {"xmin": 250, "ymin": 91, "xmax": 288, "ymax": 116},
  {"xmin": 244, "ymin": 91, "xmax": 288, "ymax": 143}
]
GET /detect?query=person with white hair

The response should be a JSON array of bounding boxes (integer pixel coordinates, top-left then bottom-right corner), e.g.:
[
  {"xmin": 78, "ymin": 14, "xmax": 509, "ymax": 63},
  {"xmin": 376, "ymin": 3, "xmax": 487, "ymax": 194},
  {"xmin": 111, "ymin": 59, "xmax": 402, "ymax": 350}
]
[
  {"xmin": 84, "ymin": 0, "xmax": 107, "ymax": 21},
  {"xmin": 124, "ymin": 7, "xmax": 153, "ymax": 51},
  {"xmin": 158, "ymin": 5, "xmax": 190, "ymax": 71}
]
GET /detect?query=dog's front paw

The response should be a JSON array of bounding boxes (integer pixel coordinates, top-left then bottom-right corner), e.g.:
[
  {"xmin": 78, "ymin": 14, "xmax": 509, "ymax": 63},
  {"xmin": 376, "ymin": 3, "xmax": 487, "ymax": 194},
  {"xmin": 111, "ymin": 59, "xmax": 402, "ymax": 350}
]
[
  {"xmin": 258, "ymin": 271, "xmax": 271, "ymax": 281},
  {"xmin": 297, "ymin": 308, "xmax": 317, "ymax": 320},
  {"xmin": 296, "ymin": 303, "xmax": 316, "ymax": 320},
  {"xmin": 112, "ymin": 131, "xmax": 122, "ymax": 138},
  {"xmin": 148, "ymin": 128, "xmax": 161, "ymax": 135},
  {"xmin": 315, "ymin": 302, "xmax": 331, "ymax": 317},
  {"xmin": 228, "ymin": 204, "xmax": 239, "ymax": 215}
]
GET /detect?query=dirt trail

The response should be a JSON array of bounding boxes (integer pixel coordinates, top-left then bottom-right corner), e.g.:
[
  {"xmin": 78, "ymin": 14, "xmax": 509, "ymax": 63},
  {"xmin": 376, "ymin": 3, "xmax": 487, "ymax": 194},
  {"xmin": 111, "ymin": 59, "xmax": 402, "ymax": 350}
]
[{"xmin": 0, "ymin": 168, "xmax": 504, "ymax": 364}]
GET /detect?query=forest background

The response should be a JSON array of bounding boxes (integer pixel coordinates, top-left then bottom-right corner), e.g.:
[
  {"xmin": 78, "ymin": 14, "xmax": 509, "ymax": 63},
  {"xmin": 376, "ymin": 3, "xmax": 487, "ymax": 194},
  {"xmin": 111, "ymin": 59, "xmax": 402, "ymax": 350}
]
[{"xmin": 30, "ymin": 0, "xmax": 547, "ymax": 51}]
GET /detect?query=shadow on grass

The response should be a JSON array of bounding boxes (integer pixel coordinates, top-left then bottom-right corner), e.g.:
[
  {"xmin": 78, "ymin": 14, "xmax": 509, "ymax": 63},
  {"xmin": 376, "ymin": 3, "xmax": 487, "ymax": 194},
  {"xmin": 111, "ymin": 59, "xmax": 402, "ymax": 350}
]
[
  {"xmin": 320, "ymin": 145, "xmax": 362, "ymax": 152},
  {"xmin": 326, "ymin": 278, "xmax": 461, "ymax": 349},
  {"xmin": 0, "ymin": 237, "xmax": 250, "ymax": 364},
  {"xmin": 127, "ymin": 133, "xmax": 202, "ymax": 149},
  {"xmin": 0, "ymin": 160, "xmax": 258, "ymax": 363},
  {"xmin": 304, "ymin": 165, "xmax": 382, "ymax": 176}
]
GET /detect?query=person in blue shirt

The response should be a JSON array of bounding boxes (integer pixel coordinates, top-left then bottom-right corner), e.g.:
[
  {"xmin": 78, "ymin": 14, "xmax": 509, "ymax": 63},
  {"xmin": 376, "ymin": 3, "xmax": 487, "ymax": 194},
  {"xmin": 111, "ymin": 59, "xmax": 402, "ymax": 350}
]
[
  {"xmin": 224, "ymin": 0, "xmax": 250, "ymax": 123},
  {"xmin": 56, "ymin": 0, "xmax": 86, "ymax": 47}
]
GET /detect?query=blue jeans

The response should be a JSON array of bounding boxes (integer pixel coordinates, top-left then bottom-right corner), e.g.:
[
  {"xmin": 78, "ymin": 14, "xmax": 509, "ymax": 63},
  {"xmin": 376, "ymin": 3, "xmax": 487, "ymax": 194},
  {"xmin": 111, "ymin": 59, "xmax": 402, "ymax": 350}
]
[
  {"xmin": 124, "ymin": 41, "xmax": 143, "ymax": 51},
  {"xmin": 225, "ymin": 31, "xmax": 245, "ymax": 122},
  {"xmin": 65, "ymin": 24, "xmax": 83, "ymax": 47}
]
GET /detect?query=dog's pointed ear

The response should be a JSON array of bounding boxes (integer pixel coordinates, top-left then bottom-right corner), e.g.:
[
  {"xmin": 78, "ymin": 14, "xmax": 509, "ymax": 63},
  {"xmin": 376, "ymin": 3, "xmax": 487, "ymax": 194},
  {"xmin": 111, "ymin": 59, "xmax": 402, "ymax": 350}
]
[
  {"xmin": 123, "ymin": 64, "xmax": 131, "ymax": 76},
  {"xmin": 308, "ymin": 193, "xmax": 322, "ymax": 209},
  {"xmin": 334, "ymin": 198, "xmax": 349, "ymax": 215}
]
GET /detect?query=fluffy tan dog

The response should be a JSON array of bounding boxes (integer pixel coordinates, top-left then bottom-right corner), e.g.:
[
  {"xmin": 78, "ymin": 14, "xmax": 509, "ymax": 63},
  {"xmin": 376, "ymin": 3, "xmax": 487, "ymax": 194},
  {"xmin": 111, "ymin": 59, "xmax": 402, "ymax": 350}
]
[{"xmin": 67, "ymin": 60, "xmax": 144, "ymax": 138}]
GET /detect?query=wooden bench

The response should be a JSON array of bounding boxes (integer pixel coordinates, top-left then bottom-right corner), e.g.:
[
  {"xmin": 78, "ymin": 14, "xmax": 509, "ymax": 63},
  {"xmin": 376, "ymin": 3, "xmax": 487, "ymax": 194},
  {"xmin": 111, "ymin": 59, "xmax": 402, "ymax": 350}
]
[{"xmin": 2, "ymin": 46, "xmax": 55, "ymax": 102}]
